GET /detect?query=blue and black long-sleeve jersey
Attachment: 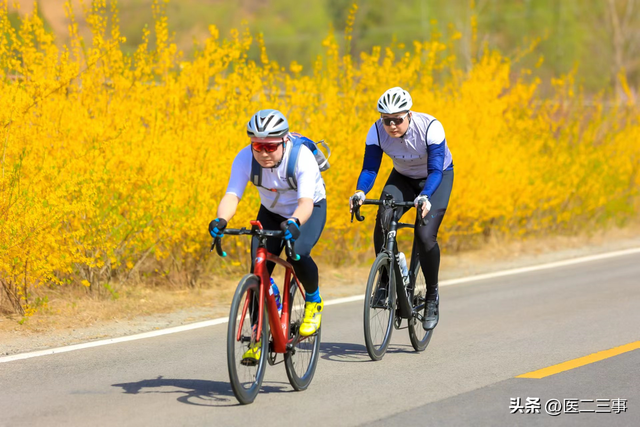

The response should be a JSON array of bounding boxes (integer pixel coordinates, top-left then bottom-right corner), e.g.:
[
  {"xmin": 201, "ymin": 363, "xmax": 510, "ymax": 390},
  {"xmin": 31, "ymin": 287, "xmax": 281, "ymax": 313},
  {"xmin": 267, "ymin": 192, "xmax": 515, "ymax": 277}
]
[{"xmin": 356, "ymin": 112, "xmax": 453, "ymax": 198}]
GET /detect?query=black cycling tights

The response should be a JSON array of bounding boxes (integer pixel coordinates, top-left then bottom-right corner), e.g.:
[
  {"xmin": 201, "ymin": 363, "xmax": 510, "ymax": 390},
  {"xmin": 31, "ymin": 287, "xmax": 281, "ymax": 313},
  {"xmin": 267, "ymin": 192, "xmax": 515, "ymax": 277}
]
[
  {"xmin": 250, "ymin": 200, "xmax": 327, "ymax": 294},
  {"xmin": 373, "ymin": 169, "xmax": 454, "ymax": 299}
]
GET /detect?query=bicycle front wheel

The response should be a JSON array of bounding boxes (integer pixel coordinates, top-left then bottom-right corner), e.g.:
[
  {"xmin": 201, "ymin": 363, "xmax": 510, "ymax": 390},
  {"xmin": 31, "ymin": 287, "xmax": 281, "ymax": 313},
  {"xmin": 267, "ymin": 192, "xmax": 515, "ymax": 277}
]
[
  {"xmin": 363, "ymin": 253, "xmax": 395, "ymax": 361},
  {"xmin": 284, "ymin": 278, "xmax": 321, "ymax": 391},
  {"xmin": 227, "ymin": 274, "xmax": 268, "ymax": 405},
  {"xmin": 408, "ymin": 260, "xmax": 433, "ymax": 352}
]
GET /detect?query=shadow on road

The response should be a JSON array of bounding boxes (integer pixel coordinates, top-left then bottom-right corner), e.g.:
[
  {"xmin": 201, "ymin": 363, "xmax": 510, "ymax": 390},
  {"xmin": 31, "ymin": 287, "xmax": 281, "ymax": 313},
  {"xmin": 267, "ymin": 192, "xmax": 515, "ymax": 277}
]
[
  {"xmin": 386, "ymin": 344, "xmax": 421, "ymax": 354},
  {"xmin": 320, "ymin": 341, "xmax": 371, "ymax": 362},
  {"xmin": 319, "ymin": 341, "xmax": 422, "ymax": 363},
  {"xmin": 112, "ymin": 376, "xmax": 288, "ymax": 406}
]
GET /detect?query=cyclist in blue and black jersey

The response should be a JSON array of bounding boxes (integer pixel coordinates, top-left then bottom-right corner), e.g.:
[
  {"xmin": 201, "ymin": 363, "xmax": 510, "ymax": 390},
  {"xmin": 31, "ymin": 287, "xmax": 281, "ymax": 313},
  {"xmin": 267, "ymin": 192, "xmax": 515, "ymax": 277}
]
[{"xmin": 350, "ymin": 87, "xmax": 454, "ymax": 331}]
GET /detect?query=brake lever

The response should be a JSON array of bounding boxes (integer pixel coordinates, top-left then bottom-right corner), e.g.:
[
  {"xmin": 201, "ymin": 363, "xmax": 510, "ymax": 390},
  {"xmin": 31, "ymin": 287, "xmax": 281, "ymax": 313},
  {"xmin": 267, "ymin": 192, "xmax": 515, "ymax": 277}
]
[
  {"xmin": 351, "ymin": 203, "xmax": 365, "ymax": 222},
  {"xmin": 285, "ymin": 240, "xmax": 300, "ymax": 261},
  {"xmin": 212, "ymin": 238, "xmax": 227, "ymax": 257}
]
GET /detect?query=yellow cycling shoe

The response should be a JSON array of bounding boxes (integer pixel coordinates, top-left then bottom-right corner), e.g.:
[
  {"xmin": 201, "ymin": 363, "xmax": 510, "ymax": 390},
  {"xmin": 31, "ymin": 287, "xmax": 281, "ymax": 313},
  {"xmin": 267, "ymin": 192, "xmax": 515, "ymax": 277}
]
[
  {"xmin": 299, "ymin": 298, "xmax": 323, "ymax": 337},
  {"xmin": 241, "ymin": 341, "xmax": 261, "ymax": 366}
]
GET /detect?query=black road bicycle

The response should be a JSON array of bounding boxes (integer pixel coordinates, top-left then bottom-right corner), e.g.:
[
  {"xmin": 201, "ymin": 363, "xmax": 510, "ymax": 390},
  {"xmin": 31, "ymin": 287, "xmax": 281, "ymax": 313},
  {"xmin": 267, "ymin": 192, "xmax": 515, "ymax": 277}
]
[{"xmin": 351, "ymin": 195, "xmax": 433, "ymax": 361}]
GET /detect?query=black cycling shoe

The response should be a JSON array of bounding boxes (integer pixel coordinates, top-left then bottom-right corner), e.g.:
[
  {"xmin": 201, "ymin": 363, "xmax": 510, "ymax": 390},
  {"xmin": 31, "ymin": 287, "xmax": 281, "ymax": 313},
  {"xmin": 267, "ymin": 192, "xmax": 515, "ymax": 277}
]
[{"xmin": 422, "ymin": 299, "xmax": 439, "ymax": 331}]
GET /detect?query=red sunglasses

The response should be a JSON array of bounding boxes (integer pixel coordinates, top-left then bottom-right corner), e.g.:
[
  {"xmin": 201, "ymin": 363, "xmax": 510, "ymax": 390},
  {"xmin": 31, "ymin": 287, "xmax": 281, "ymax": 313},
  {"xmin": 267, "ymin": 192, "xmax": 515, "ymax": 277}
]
[{"xmin": 251, "ymin": 141, "xmax": 284, "ymax": 153}]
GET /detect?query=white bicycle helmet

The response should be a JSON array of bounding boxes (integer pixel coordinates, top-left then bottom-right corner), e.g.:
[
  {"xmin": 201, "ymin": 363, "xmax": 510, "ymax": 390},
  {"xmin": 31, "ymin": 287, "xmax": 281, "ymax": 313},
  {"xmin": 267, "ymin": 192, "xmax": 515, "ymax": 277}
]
[
  {"xmin": 377, "ymin": 87, "xmax": 413, "ymax": 114},
  {"xmin": 247, "ymin": 109, "xmax": 289, "ymax": 138}
]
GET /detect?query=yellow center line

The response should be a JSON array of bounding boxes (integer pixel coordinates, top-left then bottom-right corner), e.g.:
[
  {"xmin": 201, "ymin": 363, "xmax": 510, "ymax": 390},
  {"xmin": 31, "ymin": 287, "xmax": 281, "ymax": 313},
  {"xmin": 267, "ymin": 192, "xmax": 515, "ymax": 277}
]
[{"xmin": 517, "ymin": 341, "xmax": 640, "ymax": 379}]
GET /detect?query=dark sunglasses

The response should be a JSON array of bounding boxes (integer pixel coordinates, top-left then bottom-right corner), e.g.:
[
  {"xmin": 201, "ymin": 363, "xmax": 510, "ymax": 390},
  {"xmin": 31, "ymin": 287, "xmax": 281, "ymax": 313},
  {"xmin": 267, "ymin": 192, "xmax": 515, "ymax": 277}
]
[
  {"xmin": 381, "ymin": 112, "xmax": 410, "ymax": 126},
  {"xmin": 251, "ymin": 141, "xmax": 284, "ymax": 153}
]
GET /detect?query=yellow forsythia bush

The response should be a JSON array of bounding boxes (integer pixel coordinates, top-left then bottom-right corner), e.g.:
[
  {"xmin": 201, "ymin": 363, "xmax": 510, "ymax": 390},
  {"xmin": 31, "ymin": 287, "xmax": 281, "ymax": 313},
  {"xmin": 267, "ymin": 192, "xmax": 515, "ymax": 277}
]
[{"xmin": 1, "ymin": 1, "xmax": 638, "ymax": 314}]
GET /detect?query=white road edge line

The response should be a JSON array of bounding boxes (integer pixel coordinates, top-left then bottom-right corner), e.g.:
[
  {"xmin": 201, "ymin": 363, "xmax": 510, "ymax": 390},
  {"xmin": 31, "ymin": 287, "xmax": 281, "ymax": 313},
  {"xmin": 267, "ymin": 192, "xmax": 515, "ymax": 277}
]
[
  {"xmin": 439, "ymin": 246, "xmax": 640, "ymax": 286},
  {"xmin": 2, "ymin": 246, "xmax": 639, "ymax": 364}
]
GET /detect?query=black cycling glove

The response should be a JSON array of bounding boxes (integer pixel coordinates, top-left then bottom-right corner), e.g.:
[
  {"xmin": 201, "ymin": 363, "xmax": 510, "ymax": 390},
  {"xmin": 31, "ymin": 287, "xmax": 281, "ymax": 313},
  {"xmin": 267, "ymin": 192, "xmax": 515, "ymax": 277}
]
[
  {"xmin": 209, "ymin": 218, "xmax": 228, "ymax": 238},
  {"xmin": 280, "ymin": 218, "xmax": 300, "ymax": 241}
]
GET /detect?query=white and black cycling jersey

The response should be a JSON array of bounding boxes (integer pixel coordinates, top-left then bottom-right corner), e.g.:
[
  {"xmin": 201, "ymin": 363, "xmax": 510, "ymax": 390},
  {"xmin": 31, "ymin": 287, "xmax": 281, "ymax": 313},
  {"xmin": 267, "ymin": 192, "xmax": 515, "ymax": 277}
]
[
  {"xmin": 365, "ymin": 112, "xmax": 453, "ymax": 179},
  {"xmin": 225, "ymin": 141, "xmax": 326, "ymax": 217},
  {"xmin": 358, "ymin": 111, "xmax": 454, "ymax": 198}
]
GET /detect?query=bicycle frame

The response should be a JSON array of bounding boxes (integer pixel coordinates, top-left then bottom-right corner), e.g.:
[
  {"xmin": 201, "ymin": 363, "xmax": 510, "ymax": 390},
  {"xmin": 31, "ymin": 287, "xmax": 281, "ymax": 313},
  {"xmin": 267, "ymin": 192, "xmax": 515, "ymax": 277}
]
[
  {"xmin": 352, "ymin": 196, "xmax": 428, "ymax": 320},
  {"xmin": 383, "ymin": 218, "xmax": 416, "ymax": 319},
  {"xmin": 220, "ymin": 220, "xmax": 306, "ymax": 353},
  {"xmin": 250, "ymin": 245, "xmax": 305, "ymax": 353}
]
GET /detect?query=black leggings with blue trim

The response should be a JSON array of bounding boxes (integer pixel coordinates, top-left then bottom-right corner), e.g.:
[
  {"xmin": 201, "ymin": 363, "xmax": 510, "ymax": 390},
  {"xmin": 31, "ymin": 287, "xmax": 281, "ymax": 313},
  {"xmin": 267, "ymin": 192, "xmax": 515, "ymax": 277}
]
[
  {"xmin": 250, "ymin": 199, "xmax": 327, "ymax": 294},
  {"xmin": 373, "ymin": 169, "xmax": 454, "ymax": 298}
]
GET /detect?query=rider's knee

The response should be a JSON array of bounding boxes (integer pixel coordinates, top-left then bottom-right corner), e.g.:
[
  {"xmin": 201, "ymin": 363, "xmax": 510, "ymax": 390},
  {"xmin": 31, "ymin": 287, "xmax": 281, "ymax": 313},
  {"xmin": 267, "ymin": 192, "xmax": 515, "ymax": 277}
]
[{"xmin": 423, "ymin": 238, "xmax": 439, "ymax": 252}]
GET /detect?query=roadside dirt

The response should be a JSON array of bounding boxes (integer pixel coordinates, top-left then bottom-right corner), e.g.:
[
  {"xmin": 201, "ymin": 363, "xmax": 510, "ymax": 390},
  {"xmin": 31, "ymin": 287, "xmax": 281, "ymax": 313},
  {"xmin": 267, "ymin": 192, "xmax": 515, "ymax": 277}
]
[{"xmin": 1, "ymin": 225, "xmax": 640, "ymax": 357}]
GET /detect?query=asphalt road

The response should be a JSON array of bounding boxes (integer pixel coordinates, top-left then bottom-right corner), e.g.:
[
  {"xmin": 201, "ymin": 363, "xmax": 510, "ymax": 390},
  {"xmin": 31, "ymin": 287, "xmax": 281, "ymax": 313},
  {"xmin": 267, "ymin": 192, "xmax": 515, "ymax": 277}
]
[{"xmin": 1, "ymin": 251, "xmax": 638, "ymax": 427}]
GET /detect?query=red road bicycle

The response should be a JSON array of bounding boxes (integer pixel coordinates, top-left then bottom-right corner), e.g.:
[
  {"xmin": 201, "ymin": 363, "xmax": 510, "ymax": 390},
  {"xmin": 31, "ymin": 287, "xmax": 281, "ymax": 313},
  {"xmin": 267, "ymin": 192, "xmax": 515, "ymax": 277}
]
[{"xmin": 212, "ymin": 220, "xmax": 321, "ymax": 404}]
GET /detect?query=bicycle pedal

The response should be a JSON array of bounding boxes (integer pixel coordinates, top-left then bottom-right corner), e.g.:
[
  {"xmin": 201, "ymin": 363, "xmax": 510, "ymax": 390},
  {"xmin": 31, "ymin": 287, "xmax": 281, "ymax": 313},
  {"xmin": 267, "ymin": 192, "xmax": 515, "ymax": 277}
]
[{"xmin": 240, "ymin": 358, "xmax": 259, "ymax": 367}]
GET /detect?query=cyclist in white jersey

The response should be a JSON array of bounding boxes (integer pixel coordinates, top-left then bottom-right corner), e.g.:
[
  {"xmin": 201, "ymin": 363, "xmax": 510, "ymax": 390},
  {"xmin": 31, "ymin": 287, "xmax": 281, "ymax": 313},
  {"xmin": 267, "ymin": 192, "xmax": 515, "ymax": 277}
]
[
  {"xmin": 209, "ymin": 110, "xmax": 326, "ymax": 362},
  {"xmin": 350, "ymin": 87, "xmax": 454, "ymax": 331}
]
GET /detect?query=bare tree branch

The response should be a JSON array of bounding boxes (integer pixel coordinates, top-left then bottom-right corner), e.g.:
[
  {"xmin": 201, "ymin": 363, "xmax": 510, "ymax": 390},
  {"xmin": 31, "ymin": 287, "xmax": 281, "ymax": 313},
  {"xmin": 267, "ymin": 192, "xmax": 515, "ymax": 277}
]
[{"xmin": 620, "ymin": 0, "xmax": 635, "ymax": 35}]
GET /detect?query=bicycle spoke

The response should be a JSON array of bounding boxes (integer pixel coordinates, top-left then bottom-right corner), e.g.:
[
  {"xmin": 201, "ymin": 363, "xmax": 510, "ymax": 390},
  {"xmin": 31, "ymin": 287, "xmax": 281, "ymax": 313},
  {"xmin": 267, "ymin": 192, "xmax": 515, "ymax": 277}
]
[
  {"xmin": 227, "ymin": 275, "xmax": 267, "ymax": 404},
  {"xmin": 364, "ymin": 254, "xmax": 394, "ymax": 361},
  {"xmin": 408, "ymin": 259, "xmax": 433, "ymax": 352},
  {"xmin": 285, "ymin": 278, "xmax": 320, "ymax": 390}
]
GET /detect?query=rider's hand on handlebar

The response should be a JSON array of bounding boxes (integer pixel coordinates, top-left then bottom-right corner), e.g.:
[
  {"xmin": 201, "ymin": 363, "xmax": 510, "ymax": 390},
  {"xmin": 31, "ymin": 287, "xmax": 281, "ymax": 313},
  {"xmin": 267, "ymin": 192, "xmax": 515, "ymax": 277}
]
[
  {"xmin": 349, "ymin": 190, "xmax": 366, "ymax": 212},
  {"xmin": 414, "ymin": 195, "xmax": 431, "ymax": 218},
  {"xmin": 281, "ymin": 218, "xmax": 301, "ymax": 242},
  {"xmin": 209, "ymin": 218, "xmax": 228, "ymax": 238}
]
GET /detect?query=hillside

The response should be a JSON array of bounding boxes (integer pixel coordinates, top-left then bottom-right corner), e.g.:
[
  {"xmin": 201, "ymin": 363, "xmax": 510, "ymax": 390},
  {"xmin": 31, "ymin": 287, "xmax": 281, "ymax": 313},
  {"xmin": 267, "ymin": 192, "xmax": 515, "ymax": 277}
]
[{"xmin": 7, "ymin": 0, "xmax": 639, "ymax": 95}]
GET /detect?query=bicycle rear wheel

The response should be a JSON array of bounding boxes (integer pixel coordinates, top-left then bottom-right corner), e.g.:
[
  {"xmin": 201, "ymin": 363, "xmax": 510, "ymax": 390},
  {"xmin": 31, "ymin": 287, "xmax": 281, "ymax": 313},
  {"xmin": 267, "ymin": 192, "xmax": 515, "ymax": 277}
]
[
  {"xmin": 408, "ymin": 260, "xmax": 433, "ymax": 352},
  {"xmin": 363, "ymin": 253, "xmax": 395, "ymax": 361},
  {"xmin": 227, "ymin": 274, "xmax": 268, "ymax": 404},
  {"xmin": 284, "ymin": 278, "xmax": 321, "ymax": 391}
]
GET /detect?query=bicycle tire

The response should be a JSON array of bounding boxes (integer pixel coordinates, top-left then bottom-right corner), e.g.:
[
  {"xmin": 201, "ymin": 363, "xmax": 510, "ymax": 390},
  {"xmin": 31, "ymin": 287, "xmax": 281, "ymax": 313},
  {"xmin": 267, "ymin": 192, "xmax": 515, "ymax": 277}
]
[
  {"xmin": 408, "ymin": 260, "xmax": 433, "ymax": 352},
  {"xmin": 363, "ymin": 253, "xmax": 396, "ymax": 361},
  {"xmin": 284, "ymin": 278, "xmax": 321, "ymax": 390},
  {"xmin": 227, "ymin": 274, "xmax": 268, "ymax": 404}
]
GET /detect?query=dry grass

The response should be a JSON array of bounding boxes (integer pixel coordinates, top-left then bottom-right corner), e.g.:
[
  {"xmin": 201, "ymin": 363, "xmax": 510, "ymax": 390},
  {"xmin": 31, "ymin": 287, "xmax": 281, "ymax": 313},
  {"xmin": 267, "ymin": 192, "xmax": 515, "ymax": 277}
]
[
  {"xmin": 0, "ymin": 275, "xmax": 234, "ymax": 332},
  {"xmin": 0, "ymin": 261, "xmax": 370, "ymax": 336},
  {"xmin": 442, "ymin": 222, "xmax": 640, "ymax": 273}
]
